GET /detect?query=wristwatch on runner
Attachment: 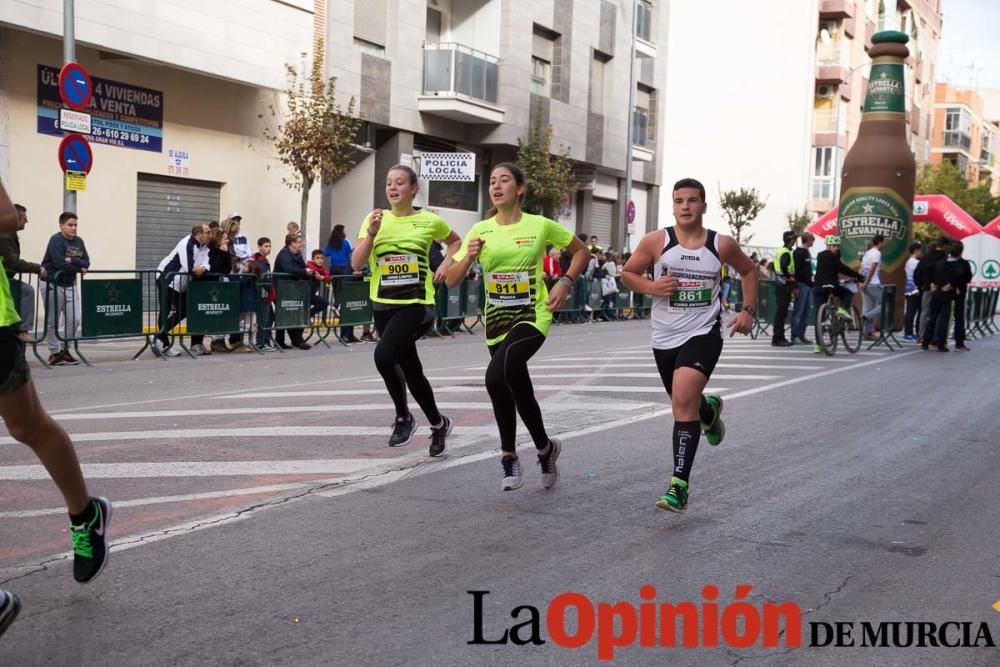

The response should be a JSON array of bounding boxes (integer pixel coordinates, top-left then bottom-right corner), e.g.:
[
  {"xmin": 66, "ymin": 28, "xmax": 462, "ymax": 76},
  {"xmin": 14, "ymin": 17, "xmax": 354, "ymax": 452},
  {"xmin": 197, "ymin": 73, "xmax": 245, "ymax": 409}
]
[{"xmin": 742, "ymin": 305, "xmax": 757, "ymax": 317}]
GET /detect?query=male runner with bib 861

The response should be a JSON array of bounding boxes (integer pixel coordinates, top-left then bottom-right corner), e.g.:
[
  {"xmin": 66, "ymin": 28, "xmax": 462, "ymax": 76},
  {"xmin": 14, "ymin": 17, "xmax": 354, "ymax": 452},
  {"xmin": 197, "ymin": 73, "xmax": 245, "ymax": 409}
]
[{"xmin": 622, "ymin": 178, "xmax": 757, "ymax": 512}]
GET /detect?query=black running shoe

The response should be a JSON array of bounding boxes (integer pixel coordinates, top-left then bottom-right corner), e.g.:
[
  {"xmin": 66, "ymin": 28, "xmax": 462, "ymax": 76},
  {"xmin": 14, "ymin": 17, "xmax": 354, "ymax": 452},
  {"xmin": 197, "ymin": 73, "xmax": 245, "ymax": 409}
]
[
  {"xmin": 0, "ymin": 590, "xmax": 20, "ymax": 638},
  {"xmin": 429, "ymin": 415, "xmax": 453, "ymax": 457},
  {"xmin": 388, "ymin": 414, "xmax": 416, "ymax": 447},
  {"xmin": 70, "ymin": 497, "xmax": 112, "ymax": 584}
]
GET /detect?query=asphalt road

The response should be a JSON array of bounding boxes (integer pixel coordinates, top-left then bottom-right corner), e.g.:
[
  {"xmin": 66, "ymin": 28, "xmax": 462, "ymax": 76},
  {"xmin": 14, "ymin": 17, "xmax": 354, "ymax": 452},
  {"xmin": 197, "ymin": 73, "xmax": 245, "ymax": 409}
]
[{"xmin": 2, "ymin": 317, "xmax": 999, "ymax": 666}]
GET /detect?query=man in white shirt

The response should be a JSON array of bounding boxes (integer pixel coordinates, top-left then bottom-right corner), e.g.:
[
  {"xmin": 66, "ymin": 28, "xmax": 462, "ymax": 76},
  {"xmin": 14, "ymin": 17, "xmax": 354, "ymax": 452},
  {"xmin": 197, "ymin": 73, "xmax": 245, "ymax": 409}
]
[{"xmin": 859, "ymin": 234, "xmax": 885, "ymax": 337}]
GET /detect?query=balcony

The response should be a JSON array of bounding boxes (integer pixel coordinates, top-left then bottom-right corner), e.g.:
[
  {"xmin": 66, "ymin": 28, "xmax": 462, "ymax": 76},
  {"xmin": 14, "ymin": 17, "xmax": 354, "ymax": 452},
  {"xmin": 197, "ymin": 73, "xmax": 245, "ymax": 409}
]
[
  {"xmin": 943, "ymin": 131, "xmax": 972, "ymax": 152},
  {"xmin": 632, "ymin": 107, "xmax": 655, "ymax": 161},
  {"xmin": 864, "ymin": 19, "xmax": 875, "ymax": 52},
  {"xmin": 816, "ymin": 63, "xmax": 850, "ymax": 85},
  {"xmin": 816, "ymin": 43, "xmax": 850, "ymax": 84},
  {"xmin": 813, "ymin": 109, "xmax": 847, "ymax": 148},
  {"xmin": 418, "ymin": 43, "xmax": 504, "ymax": 124},
  {"xmin": 819, "ymin": 0, "xmax": 855, "ymax": 19}
]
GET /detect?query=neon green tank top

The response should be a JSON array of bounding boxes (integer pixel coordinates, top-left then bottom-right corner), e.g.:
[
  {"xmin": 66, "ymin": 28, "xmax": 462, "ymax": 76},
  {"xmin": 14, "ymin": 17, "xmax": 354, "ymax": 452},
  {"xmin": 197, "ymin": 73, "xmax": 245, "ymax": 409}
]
[
  {"xmin": 359, "ymin": 209, "xmax": 452, "ymax": 305},
  {"xmin": 454, "ymin": 213, "xmax": 574, "ymax": 345},
  {"xmin": 0, "ymin": 258, "xmax": 21, "ymax": 328}
]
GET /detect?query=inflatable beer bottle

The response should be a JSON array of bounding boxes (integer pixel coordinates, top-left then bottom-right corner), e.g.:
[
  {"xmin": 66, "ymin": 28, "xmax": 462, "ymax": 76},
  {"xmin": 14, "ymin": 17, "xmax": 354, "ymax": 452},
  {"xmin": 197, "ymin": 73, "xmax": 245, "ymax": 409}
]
[{"xmin": 837, "ymin": 31, "xmax": 915, "ymax": 325}]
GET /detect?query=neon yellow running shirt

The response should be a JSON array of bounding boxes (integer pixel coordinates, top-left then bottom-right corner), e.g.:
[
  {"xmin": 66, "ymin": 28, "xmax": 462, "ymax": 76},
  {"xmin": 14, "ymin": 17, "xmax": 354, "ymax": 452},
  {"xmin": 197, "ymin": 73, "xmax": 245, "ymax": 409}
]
[
  {"xmin": 454, "ymin": 213, "xmax": 573, "ymax": 345},
  {"xmin": 0, "ymin": 259, "xmax": 20, "ymax": 328},
  {"xmin": 358, "ymin": 209, "xmax": 452, "ymax": 305}
]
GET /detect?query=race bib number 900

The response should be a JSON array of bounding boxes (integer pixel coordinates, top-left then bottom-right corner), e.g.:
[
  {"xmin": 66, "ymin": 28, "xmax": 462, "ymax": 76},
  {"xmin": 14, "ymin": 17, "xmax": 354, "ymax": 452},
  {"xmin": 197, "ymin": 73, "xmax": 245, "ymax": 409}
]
[
  {"xmin": 377, "ymin": 254, "xmax": 419, "ymax": 286},
  {"xmin": 668, "ymin": 279, "xmax": 713, "ymax": 311},
  {"xmin": 486, "ymin": 271, "xmax": 531, "ymax": 307}
]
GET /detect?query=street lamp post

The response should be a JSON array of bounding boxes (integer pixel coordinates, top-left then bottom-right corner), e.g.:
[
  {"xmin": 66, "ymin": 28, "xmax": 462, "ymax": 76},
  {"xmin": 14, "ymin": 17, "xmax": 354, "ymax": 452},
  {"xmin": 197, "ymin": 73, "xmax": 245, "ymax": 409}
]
[
  {"xmin": 63, "ymin": 0, "xmax": 76, "ymax": 213},
  {"xmin": 623, "ymin": 0, "xmax": 638, "ymax": 252}
]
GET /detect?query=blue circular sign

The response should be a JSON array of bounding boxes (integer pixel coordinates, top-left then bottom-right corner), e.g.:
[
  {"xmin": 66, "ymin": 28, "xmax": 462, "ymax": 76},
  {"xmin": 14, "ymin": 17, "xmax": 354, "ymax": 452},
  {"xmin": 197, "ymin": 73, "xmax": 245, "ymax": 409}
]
[
  {"xmin": 58, "ymin": 134, "xmax": 93, "ymax": 174},
  {"xmin": 59, "ymin": 62, "xmax": 93, "ymax": 111}
]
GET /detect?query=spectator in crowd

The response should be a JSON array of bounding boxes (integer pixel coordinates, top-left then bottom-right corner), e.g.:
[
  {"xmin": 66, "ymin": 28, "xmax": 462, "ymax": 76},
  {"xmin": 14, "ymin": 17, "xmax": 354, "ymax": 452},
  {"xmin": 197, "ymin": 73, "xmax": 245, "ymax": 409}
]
[
  {"xmin": 253, "ymin": 237, "xmax": 276, "ymax": 351},
  {"xmin": 950, "ymin": 241, "xmax": 973, "ymax": 352},
  {"xmin": 914, "ymin": 236, "xmax": 947, "ymax": 345},
  {"xmin": 558, "ymin": 246, "xmax": 573, "ymax": 276},
  {"xmin": 859, "ymin": 233, "xmax": 885, "ymax": 338},
  {"xmin": 323, "ymin": 224, "xmax": 373, "ymax": 343},
  {"xmin": 925, "ymin": 240, "xmax": 969, "ymax": 352},
  {"xmin": 720, "ymin": 264, "xmax": 735, "ymax": 311},
  {"xmin": 589, "ymin": 235, "xmax": 603, "ymax": 253},
  {"xmin": 790, "ymin": 231, "xmax": 815, "ymax": 345},
  {"xmin": 903, "ymin": 241, "xmax": 923, "ymax": 342},
  {"xmin": 203, "ymin": 228, "xmax": 235, "ymax": 355},
  {"xmin": 771, "ymin": 231, "xmax": 796, "ymax": 347},
  {"xmin": 222, "ymin": 216, "xmax": 255, "ymax": 353},
  {"xmin": 208, "ymin": 220, "xmax": 220, "ymax": 231},
  {"xmin": 758, "ymin": 257, "xmax": 772, "ymax": 280},
  {"xmin": 156, "ymin": 224, "xmax": 209, "ymax": 357},
  {"xmin": 287, "ymin": 221, "xmax": 301, "ymax": 237},
  {"xmin": 306, "ymin": 249, "xmax": 332, "ymax": 325},
  {"xmin": 273, "ymin": 233, "xmax": 312, "ymax": 350},
  {"xmin": 543, "ymin": 246, "xmax": 562, "ymax": 289},
  {"xmin": 600, "ymin": 262, "xmax": 619, "ymax": 320},
  {"xmin": 40, "ymin": 212, "xmax": 90, "ymax": 366},
  {"xmin": 0, "ymin": 204, "xmax": 45, "ymax": 342}
]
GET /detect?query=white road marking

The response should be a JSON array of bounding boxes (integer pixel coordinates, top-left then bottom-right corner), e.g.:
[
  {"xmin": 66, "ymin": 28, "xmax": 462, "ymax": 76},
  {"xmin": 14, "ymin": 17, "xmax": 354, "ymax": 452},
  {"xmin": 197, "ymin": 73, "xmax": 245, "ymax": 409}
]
[
  {"xmin": 4, "ymin": 350, "xmax": 917, "ymax": 572},
  {"xmin": 424, "ymin": 373, "xmax": 780, "ymax": 381},
  {"xmin": 222, "ymin": 385, "xmax": 729, "ymax": 400},
  {"xmin": 516, "ymin": 363, "xmax": 821, "ymax": 370},
  {"xmin": 0, "ymin": 459, "xmax": 401, "ymax": 481}
]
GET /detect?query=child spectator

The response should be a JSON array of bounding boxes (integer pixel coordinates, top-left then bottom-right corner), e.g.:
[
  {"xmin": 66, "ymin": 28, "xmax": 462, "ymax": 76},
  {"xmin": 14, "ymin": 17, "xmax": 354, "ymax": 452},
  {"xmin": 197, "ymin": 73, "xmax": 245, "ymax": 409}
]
[{"xmin": 254, "ymin": 237, "xmax": 276, "ymax": 351}]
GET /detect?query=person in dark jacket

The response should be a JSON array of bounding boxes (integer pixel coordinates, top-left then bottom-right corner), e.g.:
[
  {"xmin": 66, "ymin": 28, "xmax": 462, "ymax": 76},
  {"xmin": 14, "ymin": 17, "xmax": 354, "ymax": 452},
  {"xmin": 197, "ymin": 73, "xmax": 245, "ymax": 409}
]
[
  {"xmin": 0, "ymin": 204, "xmax": 45, "ymax": 342},
  {"xmin": 949, "ymin": 242, "xmax": 973, "ymax": 351},
  {"xmin": 790, "ymin": 231, "xmax": 815, "ymax": 345},
  {"xmin": 812, "ymin": 234, "xmax": 863, "ymax": 352},
  {"xmin": 925, "ymin": 240, "xmax": 969, "ymax": 352},
  {"xmin": 40, "ymin": 212, "xmax": 90, "ymax": 366},
  {"xmin": 199, "ymin": 228, "xmax": 234, "ymax": 355},
  {"xmin": 273, "ymin": 234, "xmax": 312, "ymax": 350},
  {"xmin": 253, "ymin": 237, "xmax": 276, "ymax": 350},
  {"xmin": 155, "ymin": 224, "xmax": 209, "ymax": 356},
  {"xmin": 914, "ymin": 236, "xmax": 948, "ymax": 344}
]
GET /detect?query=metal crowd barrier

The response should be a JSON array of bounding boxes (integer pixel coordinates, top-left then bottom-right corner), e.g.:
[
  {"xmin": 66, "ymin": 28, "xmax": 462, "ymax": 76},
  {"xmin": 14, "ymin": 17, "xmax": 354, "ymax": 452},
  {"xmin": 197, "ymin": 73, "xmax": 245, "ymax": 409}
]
[{"xmin": 44, "ymin": 269, "xmax": 162, "ymax": 366}]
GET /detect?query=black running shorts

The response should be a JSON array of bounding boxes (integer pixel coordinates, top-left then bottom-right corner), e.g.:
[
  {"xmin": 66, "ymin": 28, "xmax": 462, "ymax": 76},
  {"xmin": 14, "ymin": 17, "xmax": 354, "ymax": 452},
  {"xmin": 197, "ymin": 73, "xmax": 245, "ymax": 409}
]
[
  {"xmin": 652, "ymin": 323, "xmax": 723, "ymax": 396},
  {"xmin": 0, "ymin": 326, "xmax": 30, "ymax": 396}
]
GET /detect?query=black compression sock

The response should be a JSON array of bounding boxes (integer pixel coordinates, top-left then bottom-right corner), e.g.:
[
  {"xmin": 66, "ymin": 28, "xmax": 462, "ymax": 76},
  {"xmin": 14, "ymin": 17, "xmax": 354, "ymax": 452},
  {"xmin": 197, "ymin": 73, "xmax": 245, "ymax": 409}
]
[
  {"xmin": 698, "ymin": 396, "xmax": 715, "ymax": 425},
  {"xmin": 69, "ymin": 499, "xmax": 96, "ymax": 524},
  {"xmin": 672, "ymin": 421, "xmax": 701, "ymax": 482}
]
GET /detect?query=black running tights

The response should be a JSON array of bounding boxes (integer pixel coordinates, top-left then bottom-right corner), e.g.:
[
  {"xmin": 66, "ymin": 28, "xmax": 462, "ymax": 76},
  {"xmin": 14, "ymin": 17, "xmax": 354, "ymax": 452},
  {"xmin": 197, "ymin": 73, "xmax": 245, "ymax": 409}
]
[
  {"xmin": 485, "ymin": 323, "xmax": 549, "ymax": 454},
  {"xmin": 373, "ymin": 306, "xmax": 441, "ymax": 424}
]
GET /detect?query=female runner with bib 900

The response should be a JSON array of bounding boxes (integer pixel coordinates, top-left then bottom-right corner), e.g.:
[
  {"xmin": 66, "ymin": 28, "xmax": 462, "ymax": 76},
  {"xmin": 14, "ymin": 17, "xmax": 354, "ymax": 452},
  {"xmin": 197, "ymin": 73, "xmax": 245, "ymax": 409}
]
[
  {"xmin": 446, "ymin": 163, "xmax": 589, "ymax": 491},
  {"xmin": 352, "ymin": 165, "xmax": 461, "ymax": 455},
  {"xmin": 622, "ymin": 178, "xmax": 757, "ymax": 512}
]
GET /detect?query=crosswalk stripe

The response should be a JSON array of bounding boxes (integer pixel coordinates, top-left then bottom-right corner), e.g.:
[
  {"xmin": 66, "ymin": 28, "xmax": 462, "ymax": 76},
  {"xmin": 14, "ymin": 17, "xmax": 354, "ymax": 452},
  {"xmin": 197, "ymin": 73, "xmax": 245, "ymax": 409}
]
[
  {"xmin": 424, "ymin": 373, "xmax": 780, "ymax": 381},
  {"xmin": 481, "ymin": 363, "xmax": 823, "ymax": 370},
  {"xmin": 537, "ymin": 355, "xmax": 858, "ymax": 363},
  {"xmin": 220, "ymin": 385, "xmax": 729, "ymax": 400},
  {"xmin": 0, "ymin": 459, "xmax": 401, "ymax": 480},
  {"xmin": 47, "ymin": 400, "xmax": 656, "ymax": 422}
]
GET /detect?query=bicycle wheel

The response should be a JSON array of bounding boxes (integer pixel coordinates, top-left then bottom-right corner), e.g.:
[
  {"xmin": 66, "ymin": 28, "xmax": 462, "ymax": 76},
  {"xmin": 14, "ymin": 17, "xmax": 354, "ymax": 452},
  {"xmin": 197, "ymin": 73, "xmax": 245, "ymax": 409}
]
[
  {"xmin": 815, "ymin": 303, "xmax": 837, "ymax": 356},
  {"xmin": 841, "ymin": 303, "xmax": 864, "ymax": 353}
]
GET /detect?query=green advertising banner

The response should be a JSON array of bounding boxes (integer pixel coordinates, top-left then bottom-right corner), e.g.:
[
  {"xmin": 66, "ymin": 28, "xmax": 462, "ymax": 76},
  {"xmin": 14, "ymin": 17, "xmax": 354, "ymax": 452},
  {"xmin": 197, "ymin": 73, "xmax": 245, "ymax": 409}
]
[
  {"xmin": 837, "ymin": 187, "xmax": 911, "ymax": 272},
  {"xmin": 187, "ymin": 281, "xmax": 241, "ymax": 334},
  {"xmin": 464, "ymin": 280, "xmax": 483, "ymax": 316},
  {"xmin": 81, "ymin": 278, "xmax": 143, "ymax": 337},
  {"xmin": 274, "ymin": 279, "xmax": 311, "ymax": 329},
  {"xmin": 338, "ymin": 279, "xmax": 372, "ymax": 326},
  {"xmin": 615, "ymin": 288, "xmax": 631, "ymax": 310},
  {"xmin": 444, "ymin": 285, "xmax": 463, "ymax": 319}
]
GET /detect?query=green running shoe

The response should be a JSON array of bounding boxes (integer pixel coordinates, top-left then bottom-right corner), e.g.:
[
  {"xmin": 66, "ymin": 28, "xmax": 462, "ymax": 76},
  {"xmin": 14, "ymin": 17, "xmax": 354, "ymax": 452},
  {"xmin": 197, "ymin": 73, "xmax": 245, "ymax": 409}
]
[
  {"xmin": 814, "ymin": 344, "xmax": 823, "ymax": 354},
  {"xmin": 836, "ymin": 306, "xmax": 852, "ymax": 320},
  {"xmin": 656, "ymin": 477, "xmax": 689, "ymax": 512},
  {"xmin": 701, "ymin": 394, "xmax": 725, "ymax": 446}
]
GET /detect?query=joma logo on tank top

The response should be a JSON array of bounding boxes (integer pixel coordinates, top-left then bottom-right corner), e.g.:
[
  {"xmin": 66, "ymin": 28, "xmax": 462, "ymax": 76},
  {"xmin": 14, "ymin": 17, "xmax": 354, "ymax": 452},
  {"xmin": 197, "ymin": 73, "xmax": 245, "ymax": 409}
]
[{"xmin": 651, "ymin": 228, "xmax": 723, "ymax": 350}]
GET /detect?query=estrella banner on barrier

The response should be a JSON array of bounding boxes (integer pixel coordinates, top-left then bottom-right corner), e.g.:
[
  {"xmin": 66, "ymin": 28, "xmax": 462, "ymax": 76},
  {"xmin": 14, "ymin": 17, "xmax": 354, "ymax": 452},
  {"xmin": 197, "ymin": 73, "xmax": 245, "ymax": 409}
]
[
  {"xmin": 274, "ymin": 280, "xmax": 311, "ymax": 329},
  {"xmin": 338, "ymin": 279, "xmax": 373, "ymax": 326},
  {"xmin": 186, "ymin": 281, "xmax": 241, "ymax": 334},
  {"xmin": 81, "ymin": 278, "xmax": 143, "ymax": 337}
]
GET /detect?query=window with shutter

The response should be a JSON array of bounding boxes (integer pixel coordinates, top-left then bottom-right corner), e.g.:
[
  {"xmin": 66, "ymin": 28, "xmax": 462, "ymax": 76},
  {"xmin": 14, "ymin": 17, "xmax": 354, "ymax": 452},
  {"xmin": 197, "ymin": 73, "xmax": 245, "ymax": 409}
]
[{"xmin": 354, "ymin": 0, "xmax": 387, "ymax": 47}]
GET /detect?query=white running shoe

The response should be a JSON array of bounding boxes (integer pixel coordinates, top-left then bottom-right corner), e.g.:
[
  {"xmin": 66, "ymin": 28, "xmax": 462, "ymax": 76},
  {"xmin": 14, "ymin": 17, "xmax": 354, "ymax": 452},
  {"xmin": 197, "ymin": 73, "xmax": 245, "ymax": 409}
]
[
  {"xmin": 500, "ymin": 456, "xmax": 524, "ymax": 491},
  {"xmin": 538, "ymin": 439, "xmax": 561, "ymax": 490}
]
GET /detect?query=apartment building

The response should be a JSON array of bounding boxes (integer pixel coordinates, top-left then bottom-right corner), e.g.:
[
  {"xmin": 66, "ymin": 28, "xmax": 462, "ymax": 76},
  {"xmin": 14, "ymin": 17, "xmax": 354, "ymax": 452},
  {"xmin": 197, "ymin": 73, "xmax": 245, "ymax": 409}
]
[
  {"xmin": 931, "ymin": 83, "xmax": 1000, "ymax": 196},
  {"xmin": 0, "ymin": 0, "xmax": 326, "ymax": 269},
  {"xmin": 321, "ymin": 0, "xmax": 667, "ymax": 250},
  {"xmin": 809, "ymin": 0, "xmax": 943, "ymax": 215}
]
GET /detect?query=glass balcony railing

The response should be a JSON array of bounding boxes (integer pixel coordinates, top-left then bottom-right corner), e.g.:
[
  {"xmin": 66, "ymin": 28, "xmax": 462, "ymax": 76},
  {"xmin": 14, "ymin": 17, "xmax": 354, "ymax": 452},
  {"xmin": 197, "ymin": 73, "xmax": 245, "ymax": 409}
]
[
  {"xmin": 633, "ymin": 107, "xmax": 653, "ymax": 149},
  {"xmin": 422, "ymin": 42, "xmax": 499, "ymax": 104},
  {"xmin": 814, "ymin": 109, "xmax": 839, "ymax": 133},
  {"xmin": 943, "ymin": 131, "xmax": 972, "ymax": 151}
]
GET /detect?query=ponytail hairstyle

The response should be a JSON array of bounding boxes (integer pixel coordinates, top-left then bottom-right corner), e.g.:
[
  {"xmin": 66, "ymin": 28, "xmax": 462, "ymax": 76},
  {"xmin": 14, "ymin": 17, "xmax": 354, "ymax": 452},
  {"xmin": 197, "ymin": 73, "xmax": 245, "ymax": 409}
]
[
  {"xmin": 387, "ymin": 164, "xmax": 418, "ymax": 185},
  {"xmin": 484, "ymin": 162, "xmax": 527, "ymax": 219}
]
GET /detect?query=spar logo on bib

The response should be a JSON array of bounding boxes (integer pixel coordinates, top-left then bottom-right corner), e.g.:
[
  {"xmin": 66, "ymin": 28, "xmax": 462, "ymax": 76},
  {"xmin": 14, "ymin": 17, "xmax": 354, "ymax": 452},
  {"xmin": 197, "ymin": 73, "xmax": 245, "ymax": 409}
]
[{"xmin": 837, "ymin": 187, "xmax": 911, "ymax": 272}]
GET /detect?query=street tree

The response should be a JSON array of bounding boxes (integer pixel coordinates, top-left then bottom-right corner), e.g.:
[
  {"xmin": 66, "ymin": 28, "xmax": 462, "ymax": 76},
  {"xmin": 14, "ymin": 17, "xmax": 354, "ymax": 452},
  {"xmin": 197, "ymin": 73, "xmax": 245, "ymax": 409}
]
[
  {"xmin": 719, "ymin": 187, "xmax": 767, "ymax": 246},
  {"xmin": 516, "ymin": 105, "xmax": 576, "ymax": 219},
  {"xmin": 786, "ymin": 206, "xmax": 812, "ymax": 236},
  {"xmin": 261, "ymin": 43, "xmax": 364, "ymax": 239}
]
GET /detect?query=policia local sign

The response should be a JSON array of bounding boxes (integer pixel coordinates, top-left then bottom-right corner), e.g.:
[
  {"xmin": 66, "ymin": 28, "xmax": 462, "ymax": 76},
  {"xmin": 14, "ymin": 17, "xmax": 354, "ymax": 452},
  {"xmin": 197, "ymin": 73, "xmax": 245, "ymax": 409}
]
[
  {"xmin": 37, "ymin": 65, "xmax": 163, "ymax": 153},
  {"xmin": 419, "ymin": 152, "xmax": 475, "ymax": 182}
]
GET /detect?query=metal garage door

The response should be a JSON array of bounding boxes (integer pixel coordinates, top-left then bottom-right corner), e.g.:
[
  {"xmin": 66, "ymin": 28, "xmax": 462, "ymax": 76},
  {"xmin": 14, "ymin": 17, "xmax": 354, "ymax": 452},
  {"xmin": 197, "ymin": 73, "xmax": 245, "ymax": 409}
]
[
  {"xmin": 135, "ymin": 174, "xmax": 221, "ymax": 270},
  {"xmin": 591, "ymin": 198, "xmax": 614, "ymax": 249}
]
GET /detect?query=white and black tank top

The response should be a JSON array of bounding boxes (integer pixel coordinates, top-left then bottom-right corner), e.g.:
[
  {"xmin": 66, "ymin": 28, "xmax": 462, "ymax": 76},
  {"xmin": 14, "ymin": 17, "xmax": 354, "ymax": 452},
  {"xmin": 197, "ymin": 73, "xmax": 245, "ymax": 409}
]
[{"xmin": 651, "ymin": 227, "xmax": 723, "ymax": 349}]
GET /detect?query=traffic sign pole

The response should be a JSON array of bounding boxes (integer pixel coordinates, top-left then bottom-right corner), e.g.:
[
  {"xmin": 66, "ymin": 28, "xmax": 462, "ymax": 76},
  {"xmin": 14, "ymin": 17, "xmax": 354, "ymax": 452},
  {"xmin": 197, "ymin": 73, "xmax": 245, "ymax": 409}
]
[{"xmin": 63, "ymin": 0, "xmax": 76, "ymax": 213}]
